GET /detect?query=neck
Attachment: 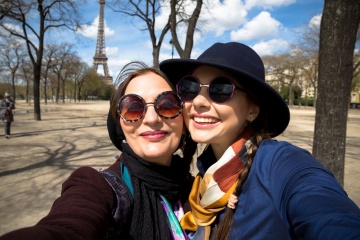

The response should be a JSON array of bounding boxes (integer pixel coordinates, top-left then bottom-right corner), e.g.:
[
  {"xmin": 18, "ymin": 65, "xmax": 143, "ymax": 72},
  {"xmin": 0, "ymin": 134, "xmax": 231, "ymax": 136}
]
[
  {"xmin": 210, "ymin": 144, "xmax": 227, "ymax": 160},
  {"xmin": 211, "ymin": 126, "xmax": 254, "ymax": 161}
]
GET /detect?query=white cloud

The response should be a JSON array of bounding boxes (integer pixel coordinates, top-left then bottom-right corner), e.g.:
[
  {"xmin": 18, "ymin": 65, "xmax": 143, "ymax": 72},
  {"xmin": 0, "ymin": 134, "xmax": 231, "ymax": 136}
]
[
  {"xmin": 230, "ymin": 11, "xmax": 281, "ymax": 41},
  {"xmin": 155, "ymin": 2, "xmax": 171, "ymax": 31},
  {"xmin": 106, "ymin": 47, "xmax": 119, "ymax": 57},
  {"xmin": 309, "ymin": 14, "xmax": 322, "ymax": 28},
  {"xmin": 201, "ymin": 0, "xmax": 248, "ymax": 36},
  {"xmin": 154, "ymin": 0, "xmax": 291, "ymax": 51},
  {"xmin": 108, "ymin": 58, "xmax": 132, "ymax": 79},
  {"xmin": 252, "ymin": 39, "xmax": 289, "ymax": 56},
  {"xmin": 3, "ymin": 23, "xmax": 22, "ymax": 34},
  {"xmin": 105, "ymin": 44, "xmax": 154, "ymax": 78},
  {"xmin": 78, "ymin": 16, "xmax": 115, "ymax": 39},
  {"xmin": 245, "ymin": 0, "xmax": 295, "ymax": 9}
]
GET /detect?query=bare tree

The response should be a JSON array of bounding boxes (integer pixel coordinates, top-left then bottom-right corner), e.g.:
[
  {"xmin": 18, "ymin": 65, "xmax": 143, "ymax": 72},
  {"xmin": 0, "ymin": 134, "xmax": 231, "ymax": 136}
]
[
  {"xmin": 0, "ymin": 38, "xmax": 27, "ymax": 101},
  {"xmin": 67, "ymin": 60, "xmax": 89, "ymax": 102},
  {"xmin": 78, "ymin": 68, "xmax": 101, "ymax": 101},
  {"xmin": 0, "ymin": 0, "xmax": 84, "ymax": 120},
  {"xmin": 42, "ymin": 44, "xmax": 58, "ymax": 105},
  {"xmin": 61, "ymin": 53, "xmax": 82, "ymax": 102},
  {"xmin": 51, "ymin": 43, "xmax": 75, "ymax": 103},
  {"xmin": 352, "ymin": 25, "xmax": 360, "ymax": 90},
  {"xmin": 262, "ymin": 53, "xmax": 303, "ymax": 106},
  {"xmin": 292, "ymin": 23, "xmax": 320, "ymax": 106},
  {"xmin": 109, "ymin": 0, "xmax": 171, "ymax": 67},
  {"xmin": 169, "ymin": 0, "xmax": 203, "ymax": 59},
  {"xmin": 263, "ymin": 55, "xmax": 287, "ymax": 93},
  {"xmin": 353, "ymin": 48, "xmax": 360, "ymax": 90},
  {"xmin": 19, "ymin": 58, "xmax": 33, "ymax": 103},
  {"xmin": 313, "ymin": 0, "xmax": 360, "ymax": 185},
  {"xmin": 109, "ymin": 0, "xmax": 203, "ymax": 65}
]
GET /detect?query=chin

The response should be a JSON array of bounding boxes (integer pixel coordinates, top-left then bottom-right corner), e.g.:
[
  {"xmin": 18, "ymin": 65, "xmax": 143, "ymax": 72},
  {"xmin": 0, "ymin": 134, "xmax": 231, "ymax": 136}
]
[{"xmin": 191, "ymin": 135, "xmax": 211, "ymax": 144}]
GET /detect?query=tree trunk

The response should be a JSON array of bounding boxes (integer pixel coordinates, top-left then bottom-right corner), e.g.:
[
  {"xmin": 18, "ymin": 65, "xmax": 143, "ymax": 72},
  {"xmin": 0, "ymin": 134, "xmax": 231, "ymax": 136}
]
[
  {"xmin": 288, "ymin": 83, "xmax": 294, "ymax": 106},
  {"xmin": 11, "ymin": 74, "xmax": 16, "ymax": 103},
  {"xmin": 62, "ymin": 77, "xmax": 65, "ymax": 103},
  {"xmin": 33, "ymin": 68, "xmax": 42, "ymax": 120},
  {"xmin": 26, "ymin": 80, "xmax": 29, "ymax": 104},
  {"xmin": 73, "ymin": 79, "xmax": 77, "ymax": 102},
  {"xmin": 313, "ymin": 0, "xmax": 360, "ymax": 185},
  {"xmin": 44, "ymin": 78, "xmax": 48, "ymax": 105},
  {"xmin": 56, "ymin": 75, "xmax": 60, "ymax": 104},
  {"xmin": 153, "ymin": 46, "xmax": 160, "ymax": 68},
  {"xmin": 170, "ymin": 0, "xmax": 202, "ymax": 59}
]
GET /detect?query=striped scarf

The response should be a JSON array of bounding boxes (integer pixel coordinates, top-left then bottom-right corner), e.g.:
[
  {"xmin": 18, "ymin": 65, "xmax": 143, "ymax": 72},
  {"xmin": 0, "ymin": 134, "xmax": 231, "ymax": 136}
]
[{"xmin": 180, "ymin": 127, "xmax": 253, "ymax": 238}]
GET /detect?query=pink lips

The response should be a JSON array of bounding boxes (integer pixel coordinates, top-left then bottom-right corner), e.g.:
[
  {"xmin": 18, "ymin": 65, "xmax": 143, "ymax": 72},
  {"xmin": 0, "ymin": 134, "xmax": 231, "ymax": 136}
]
[{"xmin": 140, "ymin": 130, "xmax": 168, "ymax": 140}]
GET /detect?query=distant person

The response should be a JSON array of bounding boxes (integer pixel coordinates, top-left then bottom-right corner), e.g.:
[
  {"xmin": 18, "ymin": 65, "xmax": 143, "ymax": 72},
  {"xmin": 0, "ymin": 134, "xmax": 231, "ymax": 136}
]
[
  {"xmin": 1, "ymin": 92, "xmax": 15, "ymax": 139},
  {"xmin": 0, "ymin": 62, "xmax": 197, "ymax": 240},
  {"xmin": 160, "ymin": 42, "xmax": 360, "ymax": 239}
]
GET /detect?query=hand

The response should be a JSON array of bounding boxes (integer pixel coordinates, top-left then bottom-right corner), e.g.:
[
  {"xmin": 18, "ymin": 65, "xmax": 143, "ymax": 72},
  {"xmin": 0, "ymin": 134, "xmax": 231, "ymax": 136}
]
[{"xmin": 227, "ymin": 194, "xmax": 238, "ymax": 209}]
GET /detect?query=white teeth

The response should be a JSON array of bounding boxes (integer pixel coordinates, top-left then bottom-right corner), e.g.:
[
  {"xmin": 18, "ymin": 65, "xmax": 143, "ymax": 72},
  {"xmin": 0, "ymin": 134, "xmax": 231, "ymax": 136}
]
[{"xmin": 194, "ymin": 117, "xmax": 217, "ymax": 123}]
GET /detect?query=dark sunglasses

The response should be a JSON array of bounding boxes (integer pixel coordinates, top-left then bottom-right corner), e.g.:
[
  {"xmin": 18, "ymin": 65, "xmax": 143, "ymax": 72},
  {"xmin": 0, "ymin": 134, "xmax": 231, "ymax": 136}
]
[
  {"xmin": 117, "ymin": 91, "xmax": 183, "ymax": 122},
  {"xmin": 176, "ymin": 76, "xmax": 246, "ymax": 103}
]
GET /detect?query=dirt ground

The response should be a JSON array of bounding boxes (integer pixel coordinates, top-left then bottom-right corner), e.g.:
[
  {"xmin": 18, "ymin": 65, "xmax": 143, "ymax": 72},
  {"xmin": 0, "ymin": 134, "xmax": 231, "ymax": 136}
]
[{"xmin": 0, "ymin": 100, "xmax": 359, "ymax": 236}]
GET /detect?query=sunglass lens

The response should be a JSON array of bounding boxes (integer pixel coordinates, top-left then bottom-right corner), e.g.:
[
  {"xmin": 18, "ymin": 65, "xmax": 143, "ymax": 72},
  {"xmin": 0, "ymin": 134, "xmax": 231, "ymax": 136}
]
[
  {"xmin": 177, "ymin": 77, "xmax": 199, "ymax": 101},
  {"xmin": 155, "ymin": 92, "xmax": 182, "ymax": 118},
  {"xmin": 119, "ymin": 95, "xmax": 145, "ymax": 121},
  {"xmin": 209, "ymin": 77, "xmax": 235, "ymax": 103}
]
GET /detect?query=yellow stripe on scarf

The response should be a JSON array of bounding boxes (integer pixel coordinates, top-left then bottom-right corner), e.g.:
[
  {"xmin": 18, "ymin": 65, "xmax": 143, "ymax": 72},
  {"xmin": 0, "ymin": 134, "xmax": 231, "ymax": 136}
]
[{"xmin": 180, "ymin": 174, "xmax": 238, "ymax": 231}]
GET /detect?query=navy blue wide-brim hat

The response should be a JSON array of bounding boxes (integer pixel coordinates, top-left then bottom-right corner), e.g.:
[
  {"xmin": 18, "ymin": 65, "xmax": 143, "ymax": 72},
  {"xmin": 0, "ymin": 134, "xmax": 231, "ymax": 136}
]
[{"xmin": 159, "ymin": 42, "xmax": 290, "ymax": 137}]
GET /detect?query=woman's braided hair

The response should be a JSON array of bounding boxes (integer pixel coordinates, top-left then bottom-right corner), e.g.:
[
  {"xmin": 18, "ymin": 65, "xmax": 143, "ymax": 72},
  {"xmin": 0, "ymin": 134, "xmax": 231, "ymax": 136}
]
[{"xmin": 215, "ymin": 92, "xmax": 272, "ymax": 240}]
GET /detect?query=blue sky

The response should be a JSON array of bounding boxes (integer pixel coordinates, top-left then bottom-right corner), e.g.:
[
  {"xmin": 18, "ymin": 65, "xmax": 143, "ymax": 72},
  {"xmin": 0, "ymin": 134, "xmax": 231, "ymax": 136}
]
[{"xmin": 71, "ymin": 0, "xmax": 324, "ymax": 80}]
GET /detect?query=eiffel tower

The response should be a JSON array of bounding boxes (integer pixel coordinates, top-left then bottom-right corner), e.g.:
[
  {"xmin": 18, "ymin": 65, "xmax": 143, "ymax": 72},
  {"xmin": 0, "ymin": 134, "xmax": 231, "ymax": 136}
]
[{"xmin": 93, "ymin": 0, "xmax": 113, "ymax": 85}]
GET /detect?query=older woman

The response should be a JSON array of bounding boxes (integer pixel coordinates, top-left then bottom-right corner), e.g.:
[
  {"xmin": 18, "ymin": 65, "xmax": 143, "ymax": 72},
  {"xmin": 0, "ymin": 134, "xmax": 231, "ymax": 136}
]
[{"xmin": 0, "ymin": 62, "xmax": 196, "ymax": 240}]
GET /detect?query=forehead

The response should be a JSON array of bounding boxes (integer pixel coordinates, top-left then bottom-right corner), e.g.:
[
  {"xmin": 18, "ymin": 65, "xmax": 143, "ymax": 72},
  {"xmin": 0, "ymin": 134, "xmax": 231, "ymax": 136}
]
[{"xmin": 124, "ymin": 72, "xmax": 173, "ymax": 97}]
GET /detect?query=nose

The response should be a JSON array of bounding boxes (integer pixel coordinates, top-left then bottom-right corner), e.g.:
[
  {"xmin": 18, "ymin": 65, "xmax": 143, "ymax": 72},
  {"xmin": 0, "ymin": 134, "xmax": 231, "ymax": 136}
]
[
  {"xmin": 142, "ymin": 103, "xmax": 161, "ymax": 124},
  {"xmin": 192, "ymin": 85, "xmax": 212, "ymax": 108}
]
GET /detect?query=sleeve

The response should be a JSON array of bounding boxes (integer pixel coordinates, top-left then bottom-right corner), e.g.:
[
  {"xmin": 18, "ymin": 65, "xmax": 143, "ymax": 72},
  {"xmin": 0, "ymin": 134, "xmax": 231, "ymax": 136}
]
[
  {"xmin": 270, "ymin": 144, "xmax": 360, "ymax": 240},
  {"xmin": 0, "ymin": 167, "xmax": 115, "ymax": 240}
]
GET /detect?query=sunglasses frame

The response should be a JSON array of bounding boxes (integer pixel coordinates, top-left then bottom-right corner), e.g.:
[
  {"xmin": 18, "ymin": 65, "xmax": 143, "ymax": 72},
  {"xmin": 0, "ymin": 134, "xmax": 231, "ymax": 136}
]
[
  {"xmin": 177, "ymin": 75, "xmax": 246, "ymax": 103},
  {"xmin": 117, "ymin": 91, "xmax": 183, "ymax": 122}
]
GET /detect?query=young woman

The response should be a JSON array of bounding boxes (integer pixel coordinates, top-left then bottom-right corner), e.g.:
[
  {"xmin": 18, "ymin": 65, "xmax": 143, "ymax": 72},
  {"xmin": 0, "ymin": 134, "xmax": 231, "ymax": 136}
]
[
  {"xmin": 160, "ymin": 42, "xmax": 360, "ymax": 239},
  {"xmin": 0, "ymin": 62, "xmax": 196, "ymax": 240}
]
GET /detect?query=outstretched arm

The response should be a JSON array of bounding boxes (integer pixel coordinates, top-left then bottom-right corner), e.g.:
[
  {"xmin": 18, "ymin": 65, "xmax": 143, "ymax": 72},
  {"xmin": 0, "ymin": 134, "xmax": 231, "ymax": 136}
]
[{"xmin": 0, "ymin": 167, "xmax": 115, "ymax": 240}]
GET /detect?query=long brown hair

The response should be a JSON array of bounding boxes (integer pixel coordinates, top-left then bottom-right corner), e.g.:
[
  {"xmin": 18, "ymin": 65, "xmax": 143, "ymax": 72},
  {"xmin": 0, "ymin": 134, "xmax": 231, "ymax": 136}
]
[{"xmin": 215, "ymin": 91, "xmax": 272, "ymax": 240}]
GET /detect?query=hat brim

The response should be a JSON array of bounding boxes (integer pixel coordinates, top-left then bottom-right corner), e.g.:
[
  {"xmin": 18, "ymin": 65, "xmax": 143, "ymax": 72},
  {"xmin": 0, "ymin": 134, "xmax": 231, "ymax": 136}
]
[{"xmin": 160, "ymin": 59, "xmax": 290, "ymax": 137}]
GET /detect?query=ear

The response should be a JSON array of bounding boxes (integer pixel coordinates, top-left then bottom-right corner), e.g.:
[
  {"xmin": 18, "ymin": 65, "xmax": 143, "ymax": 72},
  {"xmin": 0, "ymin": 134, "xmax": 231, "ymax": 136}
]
[{"xmin": 247, "ymin": 104, "xmax": 260, "ymax": 123}]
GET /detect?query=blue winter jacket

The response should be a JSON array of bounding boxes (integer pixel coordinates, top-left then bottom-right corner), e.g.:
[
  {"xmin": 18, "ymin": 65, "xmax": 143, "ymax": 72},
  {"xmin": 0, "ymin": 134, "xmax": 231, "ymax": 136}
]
[{"xmin": 197, "ymin": 140, "xmax": 360, "ymax": 240}]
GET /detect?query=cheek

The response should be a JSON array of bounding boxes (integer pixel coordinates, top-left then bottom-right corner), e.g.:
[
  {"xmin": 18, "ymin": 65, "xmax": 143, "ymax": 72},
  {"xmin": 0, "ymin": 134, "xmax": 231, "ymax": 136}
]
[
  {"xmin": 169, "ymin": 115, "xmax": 184, "ymax": 135},
  {"xmin": 182, "ymin": 103, "xmax": 192, "ymax": 127},
  {"xmin": 119, "ymin": 120, "xmax": 138, "ymax": 138}
]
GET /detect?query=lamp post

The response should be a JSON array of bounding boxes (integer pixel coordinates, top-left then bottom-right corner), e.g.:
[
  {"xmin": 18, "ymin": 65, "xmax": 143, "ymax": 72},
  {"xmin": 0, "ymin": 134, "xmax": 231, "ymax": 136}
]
[{"xmin": 169, "ymin": 39, "xmax": 174, "ymax": 59}]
